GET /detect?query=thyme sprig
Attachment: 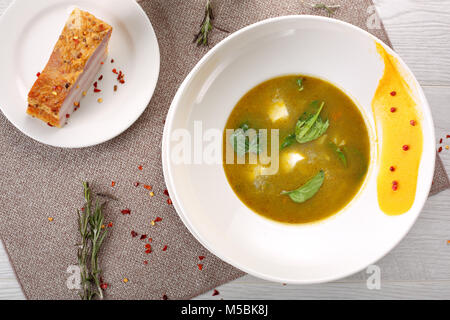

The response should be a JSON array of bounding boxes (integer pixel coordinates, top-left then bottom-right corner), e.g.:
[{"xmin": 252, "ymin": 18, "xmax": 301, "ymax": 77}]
[
  {"xmin": 194, "ymin": 0, "xmax": 214, "ymax": 46},
  {"xmin": 77, "ymin": 182, "xmax": 108, "ymax": 300},
  {"xmin": 310, "ymin": 3, "xmax": 341, "ymax": 16}
]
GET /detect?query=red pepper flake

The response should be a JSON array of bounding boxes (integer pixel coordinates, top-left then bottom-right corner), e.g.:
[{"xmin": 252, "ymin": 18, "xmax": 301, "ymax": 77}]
[
  {"xmin": 390, "ymin": 107, "xmax": 396, "ymax": 113},
  {"xmin": 410, "ymin": 120, "xmax": 416, "ymax": 126},
  {"xmin": 212, "ymin": 289, "xmax": 219, "ymax": 296},
  {"xmin": 143, "ymin": 260, "xmax": 148, "ymax": 265},
  {"xmin": 100, "ymin": 283, "xmax": 108, "ymax": 290},
  {"xmin": 112, "ymin": 68, "xmax": 118, "ymax": 74},
  {"xmin": 94, "ymin": 88, "xmax": 101, "ymax": 93},
  {"xmin": 392, "ymin": 181, "xmax": 399, "ymax": 191},
  {"xmin": 402, "ymin": 145, "xmax": 409, "ymax": 151},
  {"xmin": 143, "ymin": 184, "xmax": 152, "ymax": 190},
  {"xmin": 131, "ymin": 230, "xmax": 138, "ymax": 238},
  {"xmin": 145, "ymin": 243, "xmax": 151, "ymax": 249},
  {"xmin": 438, "ymin": 146, "xmax": 443, "ymax": 153},
  {"xmin": 93, "ymin": 81, "xmax": 98, "ymax": 88},
  {"xmin": 167, "ymin": 199, "xmax": 173, "ymax": 205},
  {"xmin": 140, "ymin": 234, "xmax": 147, "ymax": 240},
  {"xmin": 65, "ymin": 114, "xmax": 70, "ymax": 119},
  {"xmin": 439, "ymin": 138, "xmax": 443, "ymax": 144},
  {"xmin": 154, "ymin": 217, "xmax": 162, "ymax": 222},
  {"xmin": 148, "ymin": 238, "xmax": 153, "ymax": 242},
  {"xmin": 162, "ymin": 294, "xmax": 168, "ymax": 300},
  {"xmin": 145, "ymin": 248, "xmax": 152, "ymax": 254},
  {"xmin": 114, "ymin": 85, "xmax": 118, "ymax": 92},
  {"xmin": 111, "ymin": 59, "xmax": 115, "ymax": 63},
  {"xmin": 121, "ymin": 209, "xmax": 131, "ymax": 215},
  {"xmin": 389, "ymin": 166, "xmax": 395, "ymax": 172},
  {"xmin": 133, "ymin": 182, "xmax": 140, "ymax": 187},
  {"xmin": 111, "ymin": 181, "xmax": 115, "ymax": 187},
  {"xmin": 107, "ymin": 222, "xmax": 113, "ymax": 228},
  {"xmin": 162, "ymin": 245, "xmax": 168, "ymax": 251},
  {"xmin": 100, "ymin": 61, "xmax": 104, "ymax": 65},
  {"xmin": 197, "ymin": 264, "xmax": 203, "ymax": 271},
  {"xmin": 447, "ymin": 135, "xmax": 450, "ymax": 139},
  {"xmin": 98, "ymin": 75, "xmax": 103, "ymax": 81},
  {"xmin": 47, "ymin": 122, "xmax": 54, "ymax": 127},
  {"xmin": 120, "ymin": 79, "xmax": 125, "ymax": 84},
  {"xmin": 163, "ymin": 189, "xmax": 169, "ymax": 197},
  {"xmin": 36, "ymin": 72, "xmax": 41, "ymax": 77},
  {"xmin": 138, "ymin": 165, "xmax": 143, "ymax": 171},
  {"xmin": 199, "ymin": 256, "xmax": 205, "ymax": 260},
  {"xmin": 390, "ymin": 91, "xmax": 397, "ymax": 96}
]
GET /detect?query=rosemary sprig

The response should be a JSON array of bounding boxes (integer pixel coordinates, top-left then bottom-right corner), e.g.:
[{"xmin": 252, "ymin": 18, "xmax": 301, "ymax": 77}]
[
  {"xmin": 310, "ymin": 3, "xmax": 340, "ymax": 16},
  {"xmin": 77, "ymin": 182, "xmax": 108, "ymax": 300},
  {"xmin": 194, "ymin": 0, "xmax": 214, "ymax": 46}
]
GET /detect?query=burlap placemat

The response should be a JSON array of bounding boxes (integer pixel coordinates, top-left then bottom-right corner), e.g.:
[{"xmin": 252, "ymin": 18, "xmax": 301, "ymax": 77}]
[{"xmin": 0, "ymin": 0, "xmax": 448, "ymax": 300}]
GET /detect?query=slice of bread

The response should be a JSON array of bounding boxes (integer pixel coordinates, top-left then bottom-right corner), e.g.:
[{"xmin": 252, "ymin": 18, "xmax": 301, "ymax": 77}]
[{"xmin": 27, "ymin": 8, "xmax": 112, "ymax": 127}]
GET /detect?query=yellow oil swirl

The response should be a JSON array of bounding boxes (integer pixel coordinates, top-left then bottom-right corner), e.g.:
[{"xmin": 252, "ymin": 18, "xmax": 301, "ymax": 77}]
[{"xmin": 372, "ymin": 43, "xmax": 423, "ymax": 215}]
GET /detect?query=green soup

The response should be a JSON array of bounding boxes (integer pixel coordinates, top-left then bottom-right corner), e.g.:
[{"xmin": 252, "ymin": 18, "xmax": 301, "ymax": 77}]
[{"xmin": 223, "ymin": 75, "xmax": 370, "ymax": 224}]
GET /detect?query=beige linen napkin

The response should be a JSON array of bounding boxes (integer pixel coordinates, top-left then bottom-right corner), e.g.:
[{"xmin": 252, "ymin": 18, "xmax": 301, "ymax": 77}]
[{"xmin": 0, "ymin": 0, "xmax": 448, "ymax": 300}]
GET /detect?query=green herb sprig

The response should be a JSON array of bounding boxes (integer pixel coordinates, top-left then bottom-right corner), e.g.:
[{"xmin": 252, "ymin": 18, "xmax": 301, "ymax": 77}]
[
  {"xmin": 77, "ymin": 182, "xmax": 108, "ymax": 300},
  {"xmin": 194, "ymin": 0, "xmax": 214, "ymax": 46},
  {"xmin": 297, "ymin": 78, "xmax": 304, "ymax": 91},
  {"xmin": 310, "ymin": 3, "xmax": 341, "ymax": 16},
  {"xmin": 230, "ymin": 122, "xmax": 264, "ymax": 156},
  {"xmin": 329, "ymin": 141, "xmax": 347, "ymax": 167},
  {"xmin": 295, "ymin": 101, "xmax": 329, "ymax": 143},
  {"xmin": 281, "ymin": 170, "xmax": 325, "ymax": 203},
  {"xmin": 280, "ymin": 133, "xmax": 296, "ymax": 150}
]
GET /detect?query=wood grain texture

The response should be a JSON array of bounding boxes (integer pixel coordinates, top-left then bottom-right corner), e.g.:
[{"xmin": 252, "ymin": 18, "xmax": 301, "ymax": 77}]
[{"xmin": 0, "ymin": 0, "xmax": 449, "ymax": 300}]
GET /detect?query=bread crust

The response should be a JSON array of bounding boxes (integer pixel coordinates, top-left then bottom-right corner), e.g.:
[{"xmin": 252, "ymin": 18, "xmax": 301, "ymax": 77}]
[{"xmin": 27, "ymin": 8, "xmax": 112, "ymax": 127}]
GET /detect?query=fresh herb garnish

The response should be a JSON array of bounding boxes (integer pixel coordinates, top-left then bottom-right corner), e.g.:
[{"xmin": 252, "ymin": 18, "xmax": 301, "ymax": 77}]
[
  {"xmin": 310, "ymin": 3, "xmax": 341, "ymax": 16},
  {"xmin": 77, "ymin": 182, "xmax": 108, "ymax": 300},
  {"xmin": 295, "ymin": 101, "xmax": 329, "ymax": 143},
  {"xmin": 230, "ymin": 122, "xmax": 264, "ymax": 155},
  {"xmin": 230, "ymin": 128, "xmax": 248, "ymax": 156},
  {"xmin": 297, "ymin": 78, "xmax": 304, "ymax": 91},
  {"xmin": 194, "ymin": 0, "xmax": 214, "ymax": 46},
  {"xmin": 248, "ymin": 130, "xmax": 264, "ymax": 154},
  {"xmin": 329, "ymin": 141, "xmax": 347, "ymax": 167},
  {"xmin": 280, "ymin": 133, "xmax": 296, "ymax": 150},
  {"xmin": 281, "ymin": 170, "xmax": 325, "ymax": 203}
]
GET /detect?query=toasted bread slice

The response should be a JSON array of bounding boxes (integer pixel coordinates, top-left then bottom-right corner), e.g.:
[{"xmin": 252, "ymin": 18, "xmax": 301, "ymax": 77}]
[{"xmin": 27, "ymin": 8, "xmax": 112, "ymax": 127}]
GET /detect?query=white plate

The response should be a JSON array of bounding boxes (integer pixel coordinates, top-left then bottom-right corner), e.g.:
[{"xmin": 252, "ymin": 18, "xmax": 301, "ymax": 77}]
[
  {"xmin": 162, "ymin": 16, "xmax": 435, "ymax": 283},
  {"xmin": 0, "ymin": 0, "xmax": 159, "ymax": 148}
]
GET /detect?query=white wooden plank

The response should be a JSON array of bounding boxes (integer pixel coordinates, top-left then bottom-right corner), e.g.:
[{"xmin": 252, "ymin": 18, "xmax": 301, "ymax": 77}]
[
  {"xmin": 373, "ymin": 0, "xmax": 450, "ymax": 86},
  {"xmin": 195, "ymin": 275, "xmax": 450, "ymax": 300}
]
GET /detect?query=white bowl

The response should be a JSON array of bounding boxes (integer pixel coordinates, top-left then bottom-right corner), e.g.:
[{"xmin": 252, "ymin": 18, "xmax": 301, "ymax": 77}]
[{"xmin": 162, "ymin": 16, "xmax": 435, "ymax": 283}]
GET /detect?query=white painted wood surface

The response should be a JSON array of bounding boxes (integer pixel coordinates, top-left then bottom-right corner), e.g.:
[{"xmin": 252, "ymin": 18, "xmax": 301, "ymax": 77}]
[{"xmin": 0, "ymin": 0, "xmax": 449, "ymax": 300}]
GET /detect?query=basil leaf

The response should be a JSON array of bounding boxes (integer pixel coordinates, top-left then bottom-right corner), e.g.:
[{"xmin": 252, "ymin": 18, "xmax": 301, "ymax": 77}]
[
  {"xmin": 239, "ymin": 121, "xmax": 249, "ymax": 132},
  {"xmin": 297, "ymin": 78, "xmax": 304, "ymax": 91},
  {"xmin": 280, "ymin": 133, "xmax": 296, "ymax": 150},
  {"xmin": 329, "ymin": 142, "xmax": 347, "ymax": 167},
  {"xmin": 230, "ymin": 128, "xmax": 248, "ymax": 156},
  {"xmin": 248, "ymin": 131, "xmax": 264, "ymax": 154},
  {"xmin": 281, "ymin": 170, "xmax": 325, "ymax": 203},
  {"xmin": 230, "ymin": 124, "xmax": 265, "ymax": 155},
  {"xmin": 295, "ymin": 101, "xmax": 328, "ymax": 143},
  {"xmin": 297, "ymin": 118, "xmax": 329, "ymax": 143},
  {"xmin": 309, "ymin": 100, "xmax": 323, "ymax": 111}
]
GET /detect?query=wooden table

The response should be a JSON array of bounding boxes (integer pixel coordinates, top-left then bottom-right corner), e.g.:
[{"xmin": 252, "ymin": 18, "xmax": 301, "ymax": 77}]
[{"xmin": 1, "ymin": 0, "xmax": 449, "ymax": 300}]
